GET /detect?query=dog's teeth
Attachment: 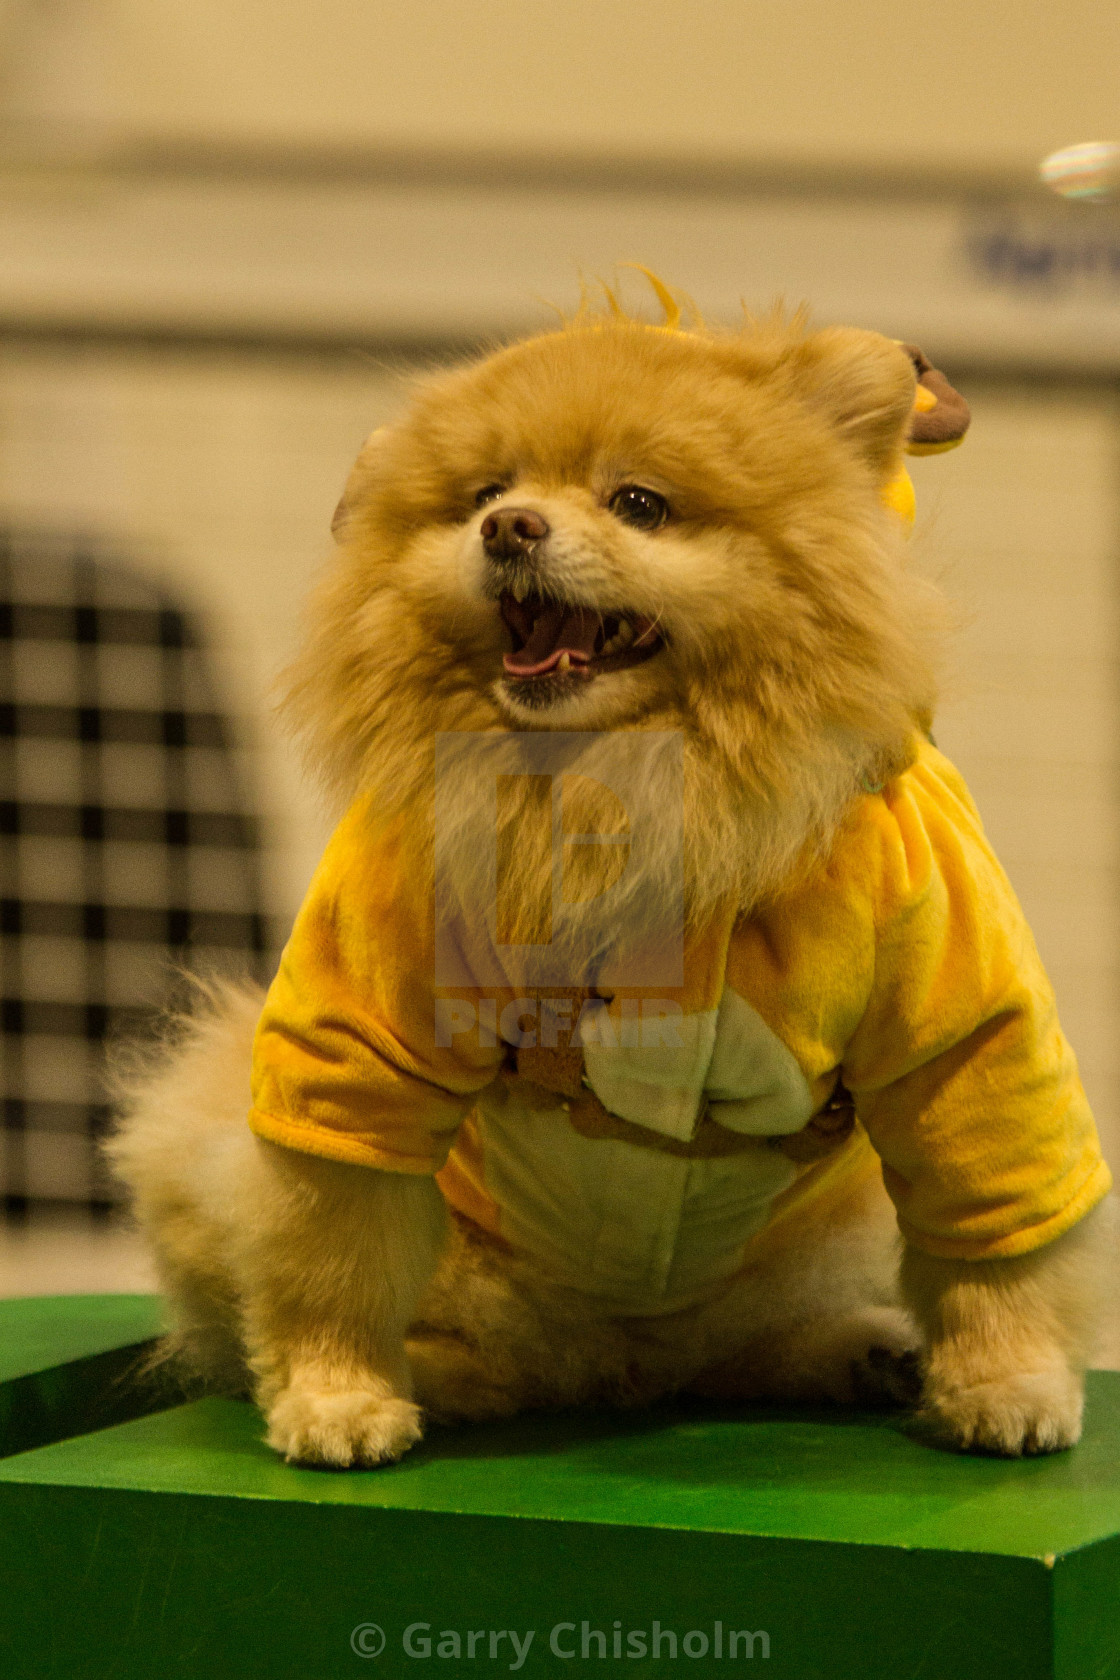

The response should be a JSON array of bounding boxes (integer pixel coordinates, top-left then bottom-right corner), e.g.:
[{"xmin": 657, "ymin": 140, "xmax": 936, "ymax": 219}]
[
  {"xmin": 512, "ymin": 580, "xmax": 529, "ymax": 603},
  {"xmin": 616, "ymin": 620, "xmax": 634, "ymax": 648},
  {"xmin": 600, "ymin": 634, "xmax": 619, "ymax": 655},
  {"xmin": 557, "ymin": 652, "xmax": 571, "ymax": 673}
]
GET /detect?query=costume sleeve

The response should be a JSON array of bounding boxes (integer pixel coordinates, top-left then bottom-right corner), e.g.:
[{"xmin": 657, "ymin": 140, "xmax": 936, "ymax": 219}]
[
  {"xmin": 840, "ymin": 748, "xmax": 1111, "ymax": 1259},
  {"xmin": 248, "ymin": 799, "xmax": 504, "ymax": 1173}
]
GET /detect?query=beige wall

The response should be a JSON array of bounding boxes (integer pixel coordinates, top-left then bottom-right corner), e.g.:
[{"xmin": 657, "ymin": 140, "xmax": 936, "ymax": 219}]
[
  {"xmin": 0, "ymin": 341, "xmax": 406, "ymax": 915},
  {"xmin": 5, "ymin": 0, "xmax": 1118, "ymax": 178},
  {"xmin": 108, "ymin": 1, "xmax": 1120, "ymax": 174}
]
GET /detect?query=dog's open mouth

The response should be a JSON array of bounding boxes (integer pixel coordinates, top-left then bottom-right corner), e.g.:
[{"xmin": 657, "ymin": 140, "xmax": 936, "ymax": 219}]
[{"xmin": 500, "ymin": 592, "xmax": 664, "ymax": 683}]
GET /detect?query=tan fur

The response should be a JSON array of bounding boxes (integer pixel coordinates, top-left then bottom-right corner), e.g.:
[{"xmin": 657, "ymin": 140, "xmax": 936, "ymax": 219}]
[
  {"xmin": 901, "ymin": 1198, "xmax": 1120, "ymax": 1453},
  {"xmin": 410, "ymin": 1158, "xmax": 916, "ymax": 1420},
  {"xmin": 110, "ymin": 305, "xmax": 1112, "ymax": 1465},
  {"xmin": 107, "ymin": 982, "xmax": 446, "ymax": 1464},
  {"xmin": 283, "ymin": 317, "xmax": 944, "ymax": 922}
]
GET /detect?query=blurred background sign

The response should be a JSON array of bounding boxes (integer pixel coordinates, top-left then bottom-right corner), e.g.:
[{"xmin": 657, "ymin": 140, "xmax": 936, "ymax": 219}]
[
  {"xmin": 1, "ymin": 0, "xmax": 1120, "ymax": 1238},
  {"xmin": 5, "ymin": 172, "xmax": 1120, "ymax": 369}
]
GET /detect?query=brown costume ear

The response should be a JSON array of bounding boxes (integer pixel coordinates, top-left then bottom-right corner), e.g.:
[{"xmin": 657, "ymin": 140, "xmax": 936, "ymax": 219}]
[
  {"xmin": 331, "ymin": 426, "xmax": 388, "ymax": 540},
  {"xmin": 900, "ymin": 345, "xmax": 970, "ymax": 454},
  {"xmin": 789, "ymin": 328, "xmax": 918, "ymax": 476}
]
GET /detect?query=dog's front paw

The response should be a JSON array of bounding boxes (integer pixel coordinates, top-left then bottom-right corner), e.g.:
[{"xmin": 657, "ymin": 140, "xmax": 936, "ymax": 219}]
[
  {"xmin": 918, "ymin": 1367, "xmax": 1084, "ymax": 1456},
  {"xmin": 266, "ymin": 1383, "xmax": 424, "ymax": 1468}
]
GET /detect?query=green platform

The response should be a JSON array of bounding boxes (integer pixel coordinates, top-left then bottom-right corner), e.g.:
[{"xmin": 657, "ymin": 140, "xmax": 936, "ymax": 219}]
[
  {"xmin": 0, "ymin": 1292, "xmax": 170, "ymax": 1458},
  {"xmin": 1, "ymin": 1296, "xmax": 1119, "ymax": 1678}
]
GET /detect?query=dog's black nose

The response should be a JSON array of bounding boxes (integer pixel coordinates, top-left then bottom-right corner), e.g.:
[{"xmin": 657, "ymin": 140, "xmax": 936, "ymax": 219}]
[{"xmin": 481, "ymin": 506, "xmax": 550, "ymax": 560}]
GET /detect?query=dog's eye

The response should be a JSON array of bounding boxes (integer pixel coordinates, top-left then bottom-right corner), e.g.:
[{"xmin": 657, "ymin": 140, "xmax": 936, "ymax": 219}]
[
  {"xmin": 474, "ymin": 484, "xmax": 506, "ymax": 508},
  {"xmin": 609, "ymin": 486, "xmax": 669, "ymax": 530}
]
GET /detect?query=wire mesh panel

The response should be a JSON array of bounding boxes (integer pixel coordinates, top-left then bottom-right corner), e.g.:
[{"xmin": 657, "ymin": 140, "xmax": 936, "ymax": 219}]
[{"xmin": 0, "ymin": 531, "xmax": 271, "ymax": 1213}]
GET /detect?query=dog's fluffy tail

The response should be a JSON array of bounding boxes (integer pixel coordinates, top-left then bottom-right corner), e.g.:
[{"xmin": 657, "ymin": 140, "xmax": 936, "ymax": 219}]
[{"xmin": 104, "ymin": 978, "xmax": 266, "ymax": 1390}]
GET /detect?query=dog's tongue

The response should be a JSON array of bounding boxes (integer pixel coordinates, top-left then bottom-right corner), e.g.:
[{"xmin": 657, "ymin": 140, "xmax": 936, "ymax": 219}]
[{"xmin": 503, "ymin": 603, "xmax": 601, "ymax": 677}]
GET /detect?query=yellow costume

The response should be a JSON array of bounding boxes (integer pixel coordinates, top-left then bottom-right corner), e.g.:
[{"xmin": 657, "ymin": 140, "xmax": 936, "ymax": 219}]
[{"xmin": 249, "ymin": 742, "xmax": 1110, "ymax": 1308}]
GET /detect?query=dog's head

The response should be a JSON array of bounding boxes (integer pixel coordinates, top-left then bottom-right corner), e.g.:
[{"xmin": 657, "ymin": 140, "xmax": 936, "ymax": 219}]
[{"xmin": 288, "ymin": 304, "xmax": 944, "ymax": 905}]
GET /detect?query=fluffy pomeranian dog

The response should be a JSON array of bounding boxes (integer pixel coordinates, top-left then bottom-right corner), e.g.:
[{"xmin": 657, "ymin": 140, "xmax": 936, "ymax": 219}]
[{"xmin": 109, "ymin": 289, "xmax": 1115, "ymax": 1469}]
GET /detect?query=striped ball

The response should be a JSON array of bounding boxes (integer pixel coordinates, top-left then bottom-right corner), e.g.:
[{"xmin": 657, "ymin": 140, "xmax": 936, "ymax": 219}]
[{"xmin": 1040, "ymin": 141, "xmax": 1120, "ymax": 201}]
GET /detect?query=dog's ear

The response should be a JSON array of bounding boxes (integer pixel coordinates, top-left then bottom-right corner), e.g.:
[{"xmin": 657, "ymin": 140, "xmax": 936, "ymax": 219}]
[
  {"xmin": 788, "ymin": 328, "xmax": 917, "ymax": 476},
  {"xmin": 332, "ymin": 427, "xmax": 389, "ymax": 540}
]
